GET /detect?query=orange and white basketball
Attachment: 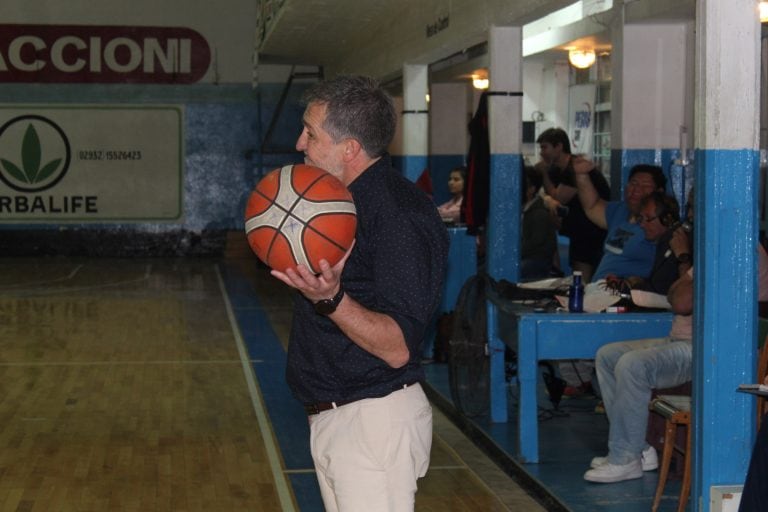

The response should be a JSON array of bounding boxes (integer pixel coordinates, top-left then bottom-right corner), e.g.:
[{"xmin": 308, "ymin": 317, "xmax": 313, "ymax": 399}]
[{"xmin": 244, "ymin": 164, "xmax": 357, "ymax": 273}]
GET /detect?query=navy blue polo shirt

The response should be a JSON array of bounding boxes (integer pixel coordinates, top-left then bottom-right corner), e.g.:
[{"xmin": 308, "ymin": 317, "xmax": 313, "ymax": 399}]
[{"xmin": 285, "ymin": 155, "xmax": 449, "ymax": 405}]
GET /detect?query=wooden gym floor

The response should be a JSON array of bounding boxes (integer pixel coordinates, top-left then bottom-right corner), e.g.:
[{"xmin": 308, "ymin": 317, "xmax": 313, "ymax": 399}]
[{"xmin": 0, "ymin": 257, "xmax": 545, "ymax": 511}]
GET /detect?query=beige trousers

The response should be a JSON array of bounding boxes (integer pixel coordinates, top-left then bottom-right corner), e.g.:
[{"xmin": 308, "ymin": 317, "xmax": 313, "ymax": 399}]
[{"xmin": 308, "ymin": 383, "xmax": 433, "ymax": 512}]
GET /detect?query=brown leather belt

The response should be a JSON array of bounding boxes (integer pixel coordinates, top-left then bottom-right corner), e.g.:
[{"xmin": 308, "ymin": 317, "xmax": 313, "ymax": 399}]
[{"xmin": 304, "ymin": 380, "xmax": 421, "ymax": 416}]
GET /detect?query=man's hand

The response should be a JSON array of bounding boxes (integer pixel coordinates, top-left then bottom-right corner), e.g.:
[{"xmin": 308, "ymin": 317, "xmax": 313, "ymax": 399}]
[
  {"xmin": 542, "ymin": 194, "xmax": 561, "ymax": 214},
  {"xmin": 603, "ymin": 274, "xmax": 639, "ymax": 295},
  {"xmin": 669, "ymin": 227, "xmax": 691, "ymax": 259},
  {"xmin": 271, "ymin": 241, "xmax": 355, "ymax": 302}
]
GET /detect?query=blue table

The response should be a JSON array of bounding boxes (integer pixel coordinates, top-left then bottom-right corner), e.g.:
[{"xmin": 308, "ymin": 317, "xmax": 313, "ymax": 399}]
[
  {"xmin": 439, "ymin": 226, "xmax": 477, "ymax": 313},
  {"xmin": 487, "ymin": 296, "xmax": 674, "ymax": 463},
  {"xmin": 423, "ymin": 226, "xmax": 477, "ymax": 360}
]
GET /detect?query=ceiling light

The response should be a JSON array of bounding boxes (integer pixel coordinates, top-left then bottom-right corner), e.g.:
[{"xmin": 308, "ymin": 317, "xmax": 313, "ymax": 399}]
[
  {"xmin": 472, "ymin": 76, "xmax": 489, "ymax": 90},
  {"xmin": 568, "ymin": 49, "xmax": 596, "ymax": 69},
  {"xmin": 761, "ymin": 2, "xmax": 768, "ymax": 23}
]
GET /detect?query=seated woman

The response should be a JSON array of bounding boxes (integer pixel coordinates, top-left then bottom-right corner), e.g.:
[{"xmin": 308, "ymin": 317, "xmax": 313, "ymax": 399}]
[
  {"xmin": 436, "ymin": 166, "xmax": 466, "ymax": 224},
  {"xmin": 521, "ymin": 165, "xmax": 558, "ymax": 280}
]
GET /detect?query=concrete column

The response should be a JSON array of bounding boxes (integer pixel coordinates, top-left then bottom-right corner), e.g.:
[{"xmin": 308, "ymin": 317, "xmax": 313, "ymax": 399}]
[
  {"xmin": 610, "ymin": 16, "xmax": 694, "ymax": 199},
  {"xmin": 401, "ymin": 63, "xmax": 429, "ymax": 182},
  {"xmin": 693, "ymin": 1, "xmax": 760, "ymax": 510},
  {"xmin": 486, "ymin": 25, "xmax": 523, "ymax": 283},
  {"xmin": 486, "ymin": 25, "xmax": 523, "ymax": 423}
]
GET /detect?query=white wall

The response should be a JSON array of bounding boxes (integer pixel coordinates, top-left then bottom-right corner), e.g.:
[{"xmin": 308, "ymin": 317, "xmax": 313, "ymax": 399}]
[
  {"xmin": 522, "ymin": 58, "xmax": 570, "ymax": 161},
  {"xmin": 430, "ymin": 82, "xmax": 470, "ymax": 155},
  {"xmin": 621, "ymin": 22, "xmax": 693, "ymax": 149}
]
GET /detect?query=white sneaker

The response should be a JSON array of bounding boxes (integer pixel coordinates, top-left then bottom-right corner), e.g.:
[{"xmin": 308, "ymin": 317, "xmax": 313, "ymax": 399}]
[
  {"xmin": 641, "ymin": 445, "xmax": 658, "ymax": 470},
  {"xmin": 584, "ymin": 460, "xmax": 643, "ymax": 483},
  {"xmin": 590, "ymin": 446, "xmax": 658, "ymax": 471}
]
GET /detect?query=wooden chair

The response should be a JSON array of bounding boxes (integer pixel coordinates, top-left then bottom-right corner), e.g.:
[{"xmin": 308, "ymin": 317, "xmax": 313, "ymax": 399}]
[
  {"xmin": 650, "ymin": 328, "xmax": 768, "ymax": 512},
  {"xmin": 756, "ymin": 330, "xmax": 768, "ymax": 430},
  {"xmin": 649, "ymin": 395, "xmax": 691, "ymax": 512}
]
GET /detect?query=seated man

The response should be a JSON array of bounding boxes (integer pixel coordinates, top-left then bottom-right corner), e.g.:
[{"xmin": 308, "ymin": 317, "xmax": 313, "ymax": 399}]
[
  {"xmin": 573, "ymin": 160, "xmax": 667, "ymax": 281},
  {"xmin": 607, "ymin": 192, "xmax": 692, "ymax": 296},
  {"xmin": 558, "ymin": 166, "xmax": 669, "ymax": 396},
  {"xmin": 588, "ymin": 238, "xmax": 767, "ymax": 484},
  {"xmin": 584, "ymin": 269, "xmax": 693, "ymax": 483}
]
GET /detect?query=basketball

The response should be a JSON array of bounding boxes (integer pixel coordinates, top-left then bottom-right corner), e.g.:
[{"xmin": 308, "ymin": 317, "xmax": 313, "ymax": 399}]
[{"xmin": 244, "ymin": 164, "xmax": 357, "ymax": 273}]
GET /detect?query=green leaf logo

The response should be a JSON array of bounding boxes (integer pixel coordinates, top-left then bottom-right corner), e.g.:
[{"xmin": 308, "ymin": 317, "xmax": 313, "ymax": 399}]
[
  {"xmin": 0, "ymin": 114, "xmax": 70, "ymax": 193},
  {"xmin": 1, "ymin": 124, "xmax": 61, "ymax": 184}
]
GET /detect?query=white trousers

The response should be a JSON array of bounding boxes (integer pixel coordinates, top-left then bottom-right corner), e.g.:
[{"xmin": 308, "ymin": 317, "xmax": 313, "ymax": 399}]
[{"xmin": 308, "ymin": 383, "xmax": 433, "ymax": 512}]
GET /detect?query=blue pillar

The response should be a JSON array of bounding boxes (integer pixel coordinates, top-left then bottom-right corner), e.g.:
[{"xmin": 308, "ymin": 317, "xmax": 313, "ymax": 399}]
[
  {"xmin": 401, "ymin": 63, "xmax": 429, "ymax": 182},
  {"xmin": 486, "ymin": 25, "xmax": 522, "ymax": 423},
  {"xmin": 693, "ymin": 1, "xmax": 760, "ymax": 510}
]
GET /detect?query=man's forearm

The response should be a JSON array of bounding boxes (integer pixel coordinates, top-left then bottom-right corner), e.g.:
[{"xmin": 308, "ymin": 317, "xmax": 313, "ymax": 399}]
[
  {"xmin": 329, "ymin": 294, "xmax": 411, "ymax": 368},
  {"xmin": 575, "ymin": 172, "xmax": 607, "ymax": 228},
  {"xmin": 668, "ymin": 274, "xmax": 693, "ymax": 315},
  {"xmin": 541, "ymin": 168, "xmax": 558, "ymax": 197}
]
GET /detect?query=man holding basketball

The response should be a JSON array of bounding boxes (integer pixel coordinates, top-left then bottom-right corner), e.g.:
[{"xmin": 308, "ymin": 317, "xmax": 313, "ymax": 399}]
[{"xmin": 270, "ymin": 75, "xmax": 449, "ymax": 512}]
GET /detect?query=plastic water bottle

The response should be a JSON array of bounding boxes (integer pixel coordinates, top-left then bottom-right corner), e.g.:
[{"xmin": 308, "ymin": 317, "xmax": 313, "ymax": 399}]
[{"xmin": 568, "ymin": 271, "xmax": 584, "ymax": 313}]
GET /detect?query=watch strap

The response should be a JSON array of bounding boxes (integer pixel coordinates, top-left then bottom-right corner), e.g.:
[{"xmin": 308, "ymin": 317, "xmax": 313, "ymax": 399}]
[{"xmin": 313, "ymin": 286, "xmax": 345, "ymax": 315}]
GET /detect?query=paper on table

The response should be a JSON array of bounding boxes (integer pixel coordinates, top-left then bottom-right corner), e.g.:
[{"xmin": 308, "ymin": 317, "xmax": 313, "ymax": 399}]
[
  {"xmin": 555, "ymin": 293, "xmax": 621, "ymax": 313},
  {"xmin": 518, "ymin": 276, "xmax": 571, "ymax": 290},
  {"xmin": 554, "ymin": 280, "xmax": 621, "ymax": 312},
  {"xmin": 631, "ymin": 289, "xmax": 672, "ymax": 309}
]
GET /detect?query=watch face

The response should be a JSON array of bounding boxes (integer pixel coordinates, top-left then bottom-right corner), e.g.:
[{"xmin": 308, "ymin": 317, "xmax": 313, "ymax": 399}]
[
  {"xmin": 313, "ymin": 287, "xmax": 344, "ymax": 315},
  {"xmin": 314, "ymin": 299, "xmax": 336, "ymax": 315}
]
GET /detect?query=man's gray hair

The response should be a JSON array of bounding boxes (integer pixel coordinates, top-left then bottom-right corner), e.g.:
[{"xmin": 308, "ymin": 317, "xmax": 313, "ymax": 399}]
[{"xmin": 302, "ymin": 75, "xmax": 396, "ymax": 158}]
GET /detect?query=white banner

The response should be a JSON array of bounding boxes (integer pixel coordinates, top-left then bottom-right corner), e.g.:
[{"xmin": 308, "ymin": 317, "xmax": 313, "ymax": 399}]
[
  {"xmin": 0, "ymin": 106, "xmax": 182, "ymax": 222},
  {"xmin": 568, "ymin": 83, "xmax": 596, "ymax": 158}
]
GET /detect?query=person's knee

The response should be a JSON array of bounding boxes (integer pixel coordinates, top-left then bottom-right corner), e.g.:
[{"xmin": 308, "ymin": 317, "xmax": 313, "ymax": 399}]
[
  {"xmin": 614, "ymin": 351, "xmax": 653, "ymax": 384},
  {"xmin": 596, "ymin": 343, "xmax": 621, "ymax": 370}
]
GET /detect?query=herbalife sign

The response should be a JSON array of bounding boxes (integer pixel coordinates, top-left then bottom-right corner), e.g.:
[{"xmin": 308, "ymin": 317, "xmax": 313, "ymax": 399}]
[{"xmin": 0, "ymin": 106, "xmax": 182, "ymax": 221}]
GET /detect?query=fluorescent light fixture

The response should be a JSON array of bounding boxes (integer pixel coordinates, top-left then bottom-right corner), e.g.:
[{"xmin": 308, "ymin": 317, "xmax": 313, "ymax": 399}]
[{"xmin": 569, "ymin": 49, "xmax": 596, "ymax": 69}]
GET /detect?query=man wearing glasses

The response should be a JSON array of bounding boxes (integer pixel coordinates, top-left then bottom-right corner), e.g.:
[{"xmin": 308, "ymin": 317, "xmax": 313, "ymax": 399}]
[{"xmin": 605, "ymin": 192, "xmax": 692, "ymax": 296}]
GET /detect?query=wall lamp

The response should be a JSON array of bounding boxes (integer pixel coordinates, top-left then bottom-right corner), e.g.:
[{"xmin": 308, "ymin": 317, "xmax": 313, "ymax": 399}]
[
  {"xmin": 761, "ymin": 1, "xmax": 768, "ymax": 23},
  {"xmin": 472, "ymin": 75, "xmax": 489, "ymax": 90},
  {"xmin": 568, "ymin": 49, "xmax": 596, "ymax": 69}
]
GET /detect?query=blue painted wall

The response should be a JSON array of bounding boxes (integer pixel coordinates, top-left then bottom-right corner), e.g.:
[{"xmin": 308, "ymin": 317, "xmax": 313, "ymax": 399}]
[{"xmin": 610, "ymin": 148, "xmax": 692, "ymax": 202}]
